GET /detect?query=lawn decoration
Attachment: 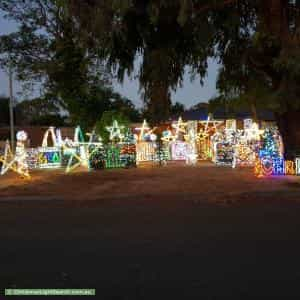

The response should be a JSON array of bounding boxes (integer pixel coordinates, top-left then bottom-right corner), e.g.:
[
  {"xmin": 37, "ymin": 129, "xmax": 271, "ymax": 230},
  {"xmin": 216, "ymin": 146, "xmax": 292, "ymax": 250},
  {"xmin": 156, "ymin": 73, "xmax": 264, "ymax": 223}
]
[
  {"xmin": 26, "ymin": 148, "xmax": 39, "ymax": 169},
  {"xmin": 38, "ymin": 127, "xmax": 62, "ymax": 169},
  {"xmin": 135, "ymin": 120, "xmax": 157, "ymax": 164},
  {"xmin": 197, "ymin": 116, "xmax": 223, "ymax": 160},
  {"xmin": 232, "ymin": 121, "xmax": 262, "ymax": 169},
  {"xmin": 184, "ymin": 121, "xmax": 198, "ymax": 165},
  {"xmin": 104, "ymin": 121, "xmax": 136, "ymax": 169},
  {"xmin": 225, "ymin": 119, "xmax": 237, "ymax": 135},
  {"xmin": 120, "ymin": 128, "xmax": 136, "ymax": 168},
  {"xmin": 285, "ymin": 160, "xmax": 296, "ymax": 175},
  {"xmin": 106, "ymin": 120, "xmax": 125, "ymax": 143},
  {"xmin": 155, "ymin": 140, "xmax": 170, "ymax": 165},
  {"xmin": 169, "ymin": 117, "xmax": 190, "ymax": 161},
  {"xmin": 211, "ymin": 127, "xmax": 235, "ymax": 166},
  {"xmin": 0, "ymin": 132, "xmax": 30, "ymax": 178},
  {"xmin": 171, "ymin": 141, "xmax": 190, "ymax": 161},
  {"xmin": 161, "ymin": 130, "xmax": 173, "ymax": 143},
  {"xmin": 38, "ymin": 147, "xmax": 61, "ymax": 169},
  {"xmin": 136, "ymin": 142, "xmax": 157, "ymax": 163},
  {"xmin": 172, "ymin": 117, "xmax": 187, "ymax": 141},
  {"xmin": 215, "ymin": 141, "xmax": 234, "ymax": 166},
  {"xmin": 63, "ymin": 126, "xmax": 104, "ymax": 173},
  {"xmin": 255, "ymin": 128, "xmax": 284, "ymax": 177},
  {"xmin": 244, "ymin": 120, "xmax": 264, "ymax": 141},
  {"xmin": 296, "ymin": 158, "xmax": 300, "ymax": 175},
  {"xmin": 232, "ymin": 141, "xmax": 256, "ymax": 168},
  {"xmin": 42, "ymin": 127, "xmax": 59, "ymax": 148},
  {"xmin": 87, "ymin": 129, "xmax": 106, "ymax": 170}
]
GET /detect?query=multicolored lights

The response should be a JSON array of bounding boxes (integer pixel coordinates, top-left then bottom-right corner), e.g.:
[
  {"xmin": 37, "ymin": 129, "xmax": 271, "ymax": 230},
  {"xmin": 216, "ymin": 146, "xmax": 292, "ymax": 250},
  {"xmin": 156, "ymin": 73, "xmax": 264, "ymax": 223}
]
[{"xmin": 1, "ymin": 118, "xmax": 300, "ymax": 180}]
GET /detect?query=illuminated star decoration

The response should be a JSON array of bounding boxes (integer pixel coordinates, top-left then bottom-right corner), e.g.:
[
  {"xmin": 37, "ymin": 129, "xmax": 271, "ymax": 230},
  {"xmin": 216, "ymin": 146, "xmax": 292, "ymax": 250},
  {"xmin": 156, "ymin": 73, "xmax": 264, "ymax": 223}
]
[
  {"xmin": 245, "ymin": 122, "xmax": 264, "ymax": 141},
  {"xmin": 199, "ymin": 115, "xmax": 223, "ymax": 140},
  {"xmin": 172, "ymin": 117, "xmax": 187, "ymax": 141},
  {"xmin": 0, "ymin": 141, "xmax": 16, "ymax": 175},
  {"xmin": 135, "ymin": 120, "xmax": 150, "ymax": 142},
  {"xmin": 64, "ymin": 127, "xmax": 103, "ymax": 173},
  {"xmin": 135, "ymin": 120, "xmax": 157, "ymax": 142},
  {"xmin": 106, "ymin": 120, "xmax": 125, "ymax": 143},
  {"xmin": 1, "ymin": 134, "xmax": 30, "ymax": 179}
]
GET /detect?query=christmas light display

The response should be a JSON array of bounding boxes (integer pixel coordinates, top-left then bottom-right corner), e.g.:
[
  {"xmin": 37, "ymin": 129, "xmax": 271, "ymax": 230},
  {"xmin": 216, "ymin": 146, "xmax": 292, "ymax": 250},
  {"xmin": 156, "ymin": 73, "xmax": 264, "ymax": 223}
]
[
  {"xmin": 232, "ymin": 143, "xmax": 256, "ymax": 168},
  {"xmin": 184, "ymin": 121, "xmax": 198, "ymax": 165},
  {"xmin": 154, "ymin": 141, "xmax": 170, "ymax": 165},
  {"xmin": 64, "ymin": 146, "xmax": 83, "ymax": 173},
  {"xmin": 63, "ymin": 126, "xmax": 104, "ymax": 173},
  {"xmin": 42, "ymin": 127, "xmax": 58, "ymax": 147},
  {"xmin": 89, "ymin": 146, "xmax": 106, "ymax": 170},
  {"xmin": 135, "ymin": 120, "xmax": 158, "ymax": 164},
  {"xmin": 244, "ymin": 121, "xmax": 264, "ymax": 141},
  {"xmin": 136, "ymin": 142, "xmax": 157, "ymax": 162},
  {"xmin": 171, "ymin": 141, "xmax": 189, "ymax": 161},
  {"xmin": 244, "ymin": 119, "xmax": 253, "ymax": 131},
  {"xmin": 2, "ymin": 118, "xmax": 299, "ymax": 180},
  {"xmin": 1, "ymin": 132, "xmax": 30, "ymax": 178},
  {"xmin": 168, "ymin": 117, "xmax": 190, "ymax": 161},
  {"xmin": 211, "ymin": 131, "xmax": 226, "ymax": 163},
  {"xmin": 295, "ymin": 158, "xmax": 300, "ymax": 176},
  {"xmin": 254, "ymin": 156, "xmax": 273, "ymax": 177},
  {"xmin": 26, "ymin": 148, "xmax": 39, "ymax": 169},
  {"xmin": 215, "ymin": 142, "xmax": 234, "ymax": 166},
  {"xmin": 135, "ymin": 120, "xmax": 157, "ymax": 142},
  {"xmin": 37, "ymin": 147, "xmax": 61, "ymax": 169},
  {"xmin": 196, "ymin": 115, "xmax": 220, "ymax": 161},
  {"xmin": 231, "ymin": 120, "xmax": 263, "ymax": 168},
  {"xmin": 161, "ymin": 130, "xmax": 173, "ymax": 143},
  {"xmin": 103, "ymin": 124, "xmax": 136, "ymax": 169},
  {"xmin": 285, "ymin": 160, "xmax": 296, "ymax": 175},
  {"xmin": 226, "ymin": 119, "xmax": 237, "ymax": 132},
  {"xmin": 255, "ymin": 128, "xmax": 284, "ymax": 177},
  {"xmin": 105, "ymin": 146, "xmax": 122, "ymax": 169},
  {"xmin": 272, "ymin": 157, "xmax": 285, "ymax": 175},
  {"xmin": 119, "ymin": 129, "xmax": 136, "ymax": 168},
  {"xmin": 196, "ymin": 128, "xmax": 210, "ymax": 160},
  {"xmin": 172, "ymin": 117, "xmax": 187, "ymax": 141},
  {"xmin": 39, "ymin": 127, "xmax": 62, "ymax": 169},
  {"xmin": 106, "ymin": 120, "xmax": 125, "ymax": 143}
]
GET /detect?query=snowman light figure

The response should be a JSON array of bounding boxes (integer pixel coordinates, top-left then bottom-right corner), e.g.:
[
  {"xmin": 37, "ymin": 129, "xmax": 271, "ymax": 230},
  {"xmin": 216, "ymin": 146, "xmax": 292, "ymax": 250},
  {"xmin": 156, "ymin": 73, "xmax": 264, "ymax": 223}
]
[{"xmin": 15, "ymin": 131, "xmax": 30, "ymax": 176}]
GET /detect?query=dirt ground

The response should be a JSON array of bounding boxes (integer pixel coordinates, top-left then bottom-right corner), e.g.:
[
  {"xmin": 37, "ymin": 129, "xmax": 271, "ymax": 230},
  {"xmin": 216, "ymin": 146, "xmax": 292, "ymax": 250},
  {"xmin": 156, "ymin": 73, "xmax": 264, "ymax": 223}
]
[{"xmin": 1, "ymin": 162, "xmax": 300, "ymax": 299}]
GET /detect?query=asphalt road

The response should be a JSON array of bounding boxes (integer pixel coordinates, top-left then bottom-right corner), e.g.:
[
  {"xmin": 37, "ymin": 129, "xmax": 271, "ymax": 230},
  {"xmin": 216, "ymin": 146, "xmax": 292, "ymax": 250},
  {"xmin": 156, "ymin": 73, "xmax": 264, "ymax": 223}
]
[{"xmin": 1, "ymin": 164, "xmax": 300, "ymax": 299}]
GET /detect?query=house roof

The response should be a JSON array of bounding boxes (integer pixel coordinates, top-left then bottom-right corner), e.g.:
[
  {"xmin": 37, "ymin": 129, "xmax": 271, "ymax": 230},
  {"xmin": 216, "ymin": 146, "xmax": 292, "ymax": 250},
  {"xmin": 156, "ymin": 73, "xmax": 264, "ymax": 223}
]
[{"xmin": 177, "ymin": 108, "xmax": 275, "ymax": 121}]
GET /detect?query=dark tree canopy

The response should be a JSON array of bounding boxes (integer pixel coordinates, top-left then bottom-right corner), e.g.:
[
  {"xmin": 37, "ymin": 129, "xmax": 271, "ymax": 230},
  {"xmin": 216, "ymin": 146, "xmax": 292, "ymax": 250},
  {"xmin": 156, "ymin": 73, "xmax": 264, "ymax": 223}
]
[
  {"xmin": 68, "ymin": 0, "xmax": 300, "ymax": 157},
  {"xmin": 0, "ymin": 0, "xmax": 140, "ymax": 128},
  {"xmin": 1, "ymin": 0, "xmax": 300, "ymax": 156}
]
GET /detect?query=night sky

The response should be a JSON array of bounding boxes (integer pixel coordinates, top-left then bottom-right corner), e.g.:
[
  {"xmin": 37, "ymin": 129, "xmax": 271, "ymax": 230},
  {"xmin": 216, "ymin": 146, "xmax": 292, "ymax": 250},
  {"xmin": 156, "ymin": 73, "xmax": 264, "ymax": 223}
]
[{"xmin": 0, "ymin": 10, "xmax": 219, "ymax": 108}]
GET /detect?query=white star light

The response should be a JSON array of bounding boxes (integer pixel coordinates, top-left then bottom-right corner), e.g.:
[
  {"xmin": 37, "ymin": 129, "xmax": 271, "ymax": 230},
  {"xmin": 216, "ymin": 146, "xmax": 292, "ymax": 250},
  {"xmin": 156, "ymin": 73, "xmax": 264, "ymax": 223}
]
[
  {"xmin": 106, "ymin": 120, "xmax": 125, "ymax": 142},
  {"xmin": 172, "ymin": 117, "xmax": 187, "ymax": 141}
]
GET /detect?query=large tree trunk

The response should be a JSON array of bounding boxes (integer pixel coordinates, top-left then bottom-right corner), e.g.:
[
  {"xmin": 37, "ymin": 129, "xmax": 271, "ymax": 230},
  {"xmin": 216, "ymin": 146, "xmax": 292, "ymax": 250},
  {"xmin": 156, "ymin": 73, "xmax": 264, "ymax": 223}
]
[
  {"xmin": 261, "ymin": 0, "xmax": 300, "ymax": 159},
  {"xmin": 275, "ymin": 110, "xmax": 300, "ymax": 160},
  {"xmin": 146, "ymin": 83, "xmax": 172, "ymax": 124}
]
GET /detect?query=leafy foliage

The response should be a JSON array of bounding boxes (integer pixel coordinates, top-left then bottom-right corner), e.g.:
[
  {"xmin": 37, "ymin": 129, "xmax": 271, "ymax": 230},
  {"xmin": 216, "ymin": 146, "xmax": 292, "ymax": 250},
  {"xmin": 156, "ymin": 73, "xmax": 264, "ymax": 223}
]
[{"xmin": 0, "ymin": 0, "xmax": 139, "ymax": 127}]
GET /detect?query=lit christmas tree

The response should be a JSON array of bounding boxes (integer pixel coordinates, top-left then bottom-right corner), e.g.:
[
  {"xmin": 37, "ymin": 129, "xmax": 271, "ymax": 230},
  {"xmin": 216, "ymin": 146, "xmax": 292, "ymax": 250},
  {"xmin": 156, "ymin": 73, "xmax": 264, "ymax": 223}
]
[
  {"xmin": 120, "ymin": 128, "xmax": 136, "ymax": 168},
  {"xmin": 256, "ymin": 128, "xmax": 284, "ymax": 176},
  {"xmin": 259, "ymin": 129, "xmax": 280, "ymax": 159}
]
